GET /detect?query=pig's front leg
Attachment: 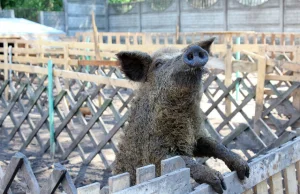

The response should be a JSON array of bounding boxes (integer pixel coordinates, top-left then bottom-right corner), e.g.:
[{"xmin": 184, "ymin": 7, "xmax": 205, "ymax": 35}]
[
  {"xmin": 181, "ymin": 156, "xmax": 226, "ymax": 194},
  {"xmin": 193, "ymin": 137, "xmax": 250, "ymax": 180}
]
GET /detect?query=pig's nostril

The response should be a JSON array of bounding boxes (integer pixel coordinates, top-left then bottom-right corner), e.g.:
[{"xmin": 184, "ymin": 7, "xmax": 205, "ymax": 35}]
[
  {"xmin": 187, "ymin": 53, "xmax": 193, "ymax": 60},
  {"xmin": 199, "ymin": 52, "xmax": 204, "ymax": 58}
]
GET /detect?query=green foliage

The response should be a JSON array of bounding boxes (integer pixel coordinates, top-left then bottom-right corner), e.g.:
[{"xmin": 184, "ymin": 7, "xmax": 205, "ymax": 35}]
[
  {"xmin": 1, "ymin": 0, "xmax": 63, "ymax": 22},
  {"xmin": 109, "ymin": 0, "xmax": 144, "ymax": 4},
  {"xmin": 109, "ymin": 0, "xmax": 132, "ymax": 4},
  {"xmin": 1, "ymin": 0, "xmax": 63, "ymax": 11}
]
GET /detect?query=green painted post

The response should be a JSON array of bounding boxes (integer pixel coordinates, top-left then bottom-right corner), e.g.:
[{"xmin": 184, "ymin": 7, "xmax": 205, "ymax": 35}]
[
  {"xmin": 235, "ymin": 36, "xmax": 241, "ymax": 101},
  {"xmin": 85, "ymin": 37, "xmax": 91, "ymax": 88},
  {"xmin": 48, "ymin": 59, "xmax": 55, "ymax": 159}
]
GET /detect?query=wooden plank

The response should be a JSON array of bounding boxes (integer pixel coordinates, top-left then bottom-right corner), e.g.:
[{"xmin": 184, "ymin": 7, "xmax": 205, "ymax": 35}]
[
  {"xmin": 232, "ymin": 60, "xmax": 257, "ymax": 73},
  {"xmin": 114, "ymin": 168, "xmax": 190, "ymax": 194},
  {"xmin": 78, "ymin": 60, "xmax": 118, "ymax": 67},
  {"xmin": 78, "ymin": 182, "xmax": 100, "ymax": 194},
  {"xmin": 91, "ymin": 11, "xmax": 101, "ymax": 60},
  {"xmin": 109, "ymin": 173, "xmax": 130, "ymax": 193},
  {"xmin": 61, "ymin": 169, "xmax": 77, "ymax": 194},
  {"xmin": 292, "ymin": 47, "xmax": 300, "ymax": 129},
  {"xmin": 295, "ymin": 161, "xmax": 300, "ymax": 191},
  {"xmin": 254, "ymin": 53, "xmax": 267, "ymax": 134},
  {"xmin": 41, "ymin": 163, "xmax": 66, "ymax": 194},
  {"xmin": 253, "ymin": 180, "xmax": 268, "ymax": 194},
  {"xmin": 3, "ymin": 40, "xmax": 9, "ymax": 100},
  {"xmin": 161, "ymin": 156, "xmax": 185, "ymax": 175},
  {"xmin": 101, "ymin": 186, "xmax": 109, "ymax": 194},
  {"xmin": 18, "ymin": 152, "xmax": 40, "ymax": 194},
  {"xmin": 0, "ymin": 166, "xmax": 12, "ymax": 194},
  {"xmin": 0, "ymin": 63, "xmax": 137, "ymax": 89},
  {"xmin": 0, "ymin": 153, "xmax": 24, "ymax": 194},
  {"xmin": 191, "ymin": 137, "xmax": 300, "ymax": 194},
  {"xmin": 265, "ymin": 75, "xmax": 300, "ymax": 82},
  {"xmin": 136, "ymin": 165, "xmax": 155, "ymax": 184},
  {"xmin": 283, "ymin": 164, "xmax": 297, "ymax": 194},
  {"xmin": 269, "ymin": 172, "xmax": 283, "ymax": 194},
  {"xmin": 225, "ymin": 34, "xmax": 233, "ymax": 116},
  {"xmin": 274, "ymin": 60, "xmax": 300, "ymax": 73},
  {"xmin": 243, "ymin": 189, "xmax": 254, "ymax": 194}
]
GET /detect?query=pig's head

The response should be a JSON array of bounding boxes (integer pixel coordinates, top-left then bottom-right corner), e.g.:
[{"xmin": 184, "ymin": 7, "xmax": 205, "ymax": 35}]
[{"xmin": 116, "ymin": 38, "xmax": 215, "ymax": 98}]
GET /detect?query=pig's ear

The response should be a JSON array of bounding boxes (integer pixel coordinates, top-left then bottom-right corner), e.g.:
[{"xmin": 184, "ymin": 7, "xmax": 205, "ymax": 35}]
[
  {"xmin": 116, "ymin": 51, "xmax": 152, "ymax": 82},
  {"xmin": 197, "ymin": 37, "xmax": 215, "ymax": 54}
]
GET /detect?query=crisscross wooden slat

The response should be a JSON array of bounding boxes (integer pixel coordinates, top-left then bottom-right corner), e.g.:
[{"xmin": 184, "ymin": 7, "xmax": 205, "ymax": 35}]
[
  {"xmin": 41, "ymin": 93, "xmax": 89, "ymax": 154},
  {"xmin": 0, "ymin": 84, "xmax": 27, "ymax": 127},
  {"xmin": 61, "ymin": 99, "xmax": 112, "ymax": 160},
  {"xmin": 20, "ymin": 91, "xmax": 67, "ymax": 151},
  {"xmin": 8, "ymin": 85, "xmax": 46, "ymax": 141}
]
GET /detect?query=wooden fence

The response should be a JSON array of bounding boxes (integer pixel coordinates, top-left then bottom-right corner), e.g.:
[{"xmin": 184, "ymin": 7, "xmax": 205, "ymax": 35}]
[
  {"xmin": 75, "ymin": 31, "xmax": 300, "ymax": 46},
  {"xmin": 0, "ymin": 31, "xmax": 300, "ymax": 191},
  {"xmin": 1, "ymin": 136, "xmax": 300, "ymax": 194}
]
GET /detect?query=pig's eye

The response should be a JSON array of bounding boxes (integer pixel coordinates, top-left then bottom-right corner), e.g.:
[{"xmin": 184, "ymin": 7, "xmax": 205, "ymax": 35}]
[{"xmin": 155, "ymin": 60, "xmax": 163, "ymax": 68}]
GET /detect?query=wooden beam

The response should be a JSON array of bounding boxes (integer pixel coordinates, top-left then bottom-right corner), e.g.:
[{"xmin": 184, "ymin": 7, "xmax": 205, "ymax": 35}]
[
  {"xmin": 224, "ymin": 34, "xmax": 232, "ymax": 116},
  {"xmin": 78, "ymin": 60, "xmax": 119, "ymax": 67},
  {"xmin": 292, "ymin": 46, "xmax": 300, "ymax": 129},
  {"xmin": 232, "ymin": 60, "xmax": 257, "ymax": 73},
  {"xmin": 254, "ymin": 54, "xmax": 267, "ymax": 134},
  {"xmin": 91, "ymin": 11, "xmax": 101, "ymax": 60},
  {"xmin": 0, "ymin": 63, "xmax": 136, "ymax": 89},
  {"xmin": 265, "ymin": 75, "xmax": 300, "ymax": 82}
]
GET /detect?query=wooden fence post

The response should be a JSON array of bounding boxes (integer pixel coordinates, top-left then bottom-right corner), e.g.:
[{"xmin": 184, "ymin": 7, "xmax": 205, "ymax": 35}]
[
  {"xmin": 225, "ymin": 34, "xmax": 232, "ymax": 116},
  {"xmin": 254, "ymin": 47, "xmax": 267, "ymax": 134},
  {"xmin": 292, "ymin": 45, "xmax": 300, "ymax": 129},
  {"xmin": 3, "ymin": 40, "xmax": 9, "ymax": 100},
  {"xmin": 235, "ymin": 36, "xmax": 241, "ymax": 101}
]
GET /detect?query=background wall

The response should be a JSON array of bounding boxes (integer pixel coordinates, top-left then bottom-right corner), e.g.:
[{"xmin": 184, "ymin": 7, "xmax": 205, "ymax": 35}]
[
  {"xmin": 39, "ymin": 11, "xmax": 65, "ymax": 31},
  {"xmin": 2, "ymin": 0, "xmax": 300, "ymax": 36},
  {"xmin": 0, "ymin": 10, "xmax": 15, "ymax": 18}
]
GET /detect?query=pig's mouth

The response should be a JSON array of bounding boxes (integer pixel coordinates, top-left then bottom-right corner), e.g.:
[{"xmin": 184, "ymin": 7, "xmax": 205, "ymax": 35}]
[{"xmin": 183, "ymin": 64, "xmax": 209, "ymax": 75}]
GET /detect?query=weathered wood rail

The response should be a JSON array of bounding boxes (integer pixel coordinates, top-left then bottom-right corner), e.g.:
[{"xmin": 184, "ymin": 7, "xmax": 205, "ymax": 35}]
[{"xmin": 1, "ymin": 136, "xmax": 300, "ymax": 194}]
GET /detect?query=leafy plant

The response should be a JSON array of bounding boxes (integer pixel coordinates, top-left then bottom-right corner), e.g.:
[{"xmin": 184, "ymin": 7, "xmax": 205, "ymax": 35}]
[
  {"xmin": 1, "ymin": 0, "xmax": 63, "ymax": 11},
  {"xmin": 109, "ymin": 0, "xmax": 144, "ymax": 4},
  {"xmin": 109, "ymin": 0, "xmax": 132, "ymax": 4}
]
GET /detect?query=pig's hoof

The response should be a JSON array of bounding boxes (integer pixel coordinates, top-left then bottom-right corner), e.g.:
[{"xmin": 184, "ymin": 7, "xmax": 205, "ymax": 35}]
[
  {"xmin": 195, "ymin": 170, "xmax": 226, "ymax": 194},
  {"xmin": 228, "ymin": 158, "xmax": 250, "ymax": 180}
]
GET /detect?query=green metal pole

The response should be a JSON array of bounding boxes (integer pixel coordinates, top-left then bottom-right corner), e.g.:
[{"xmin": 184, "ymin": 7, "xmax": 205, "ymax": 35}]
[
  {"xmin": 85, "ymin": 37, "xmax": 91, "ymax": 88},
  {"xmin": 48, "ymin": 59, "xmax": 55, "ymax": 159},
  {"xmin": 235, "ymin": 36, "xmax": 241, "ymax": 101}
]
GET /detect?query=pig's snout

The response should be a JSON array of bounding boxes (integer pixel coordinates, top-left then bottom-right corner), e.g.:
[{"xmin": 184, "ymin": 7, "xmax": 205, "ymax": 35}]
[{"xmin": 183, "ymin": 45, "xmax": 208, "ymax": 68}]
